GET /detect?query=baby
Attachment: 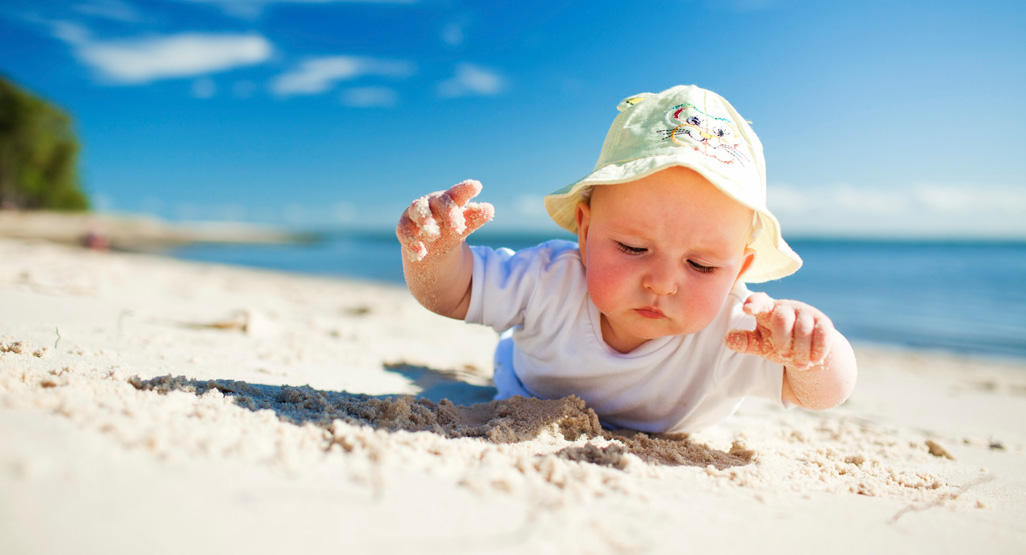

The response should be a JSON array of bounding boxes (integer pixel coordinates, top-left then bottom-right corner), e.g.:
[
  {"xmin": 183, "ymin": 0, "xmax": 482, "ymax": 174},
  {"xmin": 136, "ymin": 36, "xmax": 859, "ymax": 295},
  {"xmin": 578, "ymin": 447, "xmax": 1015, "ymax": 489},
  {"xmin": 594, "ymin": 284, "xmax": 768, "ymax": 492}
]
[{"xmin": 396, "ymin": 85, "xmax": 856, "ymax": 433}]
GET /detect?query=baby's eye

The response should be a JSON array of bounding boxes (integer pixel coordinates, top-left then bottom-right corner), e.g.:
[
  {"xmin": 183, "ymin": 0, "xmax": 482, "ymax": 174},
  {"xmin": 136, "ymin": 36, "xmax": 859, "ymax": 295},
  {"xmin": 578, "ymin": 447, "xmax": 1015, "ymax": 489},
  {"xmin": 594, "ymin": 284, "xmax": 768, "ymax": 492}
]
[
  {"xmin": 688, "ymin": 260, "xmax": 716, "ymax": 273},
  {"xmin": 687, "ymin": 116, "xmax": 702, "ymax": 126},
  {"xmin": 615, "ymin": 241, "xmax": 647, "ymax": 255}
]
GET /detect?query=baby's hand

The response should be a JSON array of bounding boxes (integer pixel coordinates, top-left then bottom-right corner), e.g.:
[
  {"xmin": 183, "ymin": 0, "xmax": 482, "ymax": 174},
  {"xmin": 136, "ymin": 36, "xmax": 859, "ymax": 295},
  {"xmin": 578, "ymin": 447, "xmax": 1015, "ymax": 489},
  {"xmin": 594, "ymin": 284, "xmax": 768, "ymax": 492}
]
[
  {"xmin": 724, "ymin": 292, "xmax": 835, "ymax": 370},
  {"xmin": 396, "ymin": 179, "xmax": 494, "ymax": 262}
]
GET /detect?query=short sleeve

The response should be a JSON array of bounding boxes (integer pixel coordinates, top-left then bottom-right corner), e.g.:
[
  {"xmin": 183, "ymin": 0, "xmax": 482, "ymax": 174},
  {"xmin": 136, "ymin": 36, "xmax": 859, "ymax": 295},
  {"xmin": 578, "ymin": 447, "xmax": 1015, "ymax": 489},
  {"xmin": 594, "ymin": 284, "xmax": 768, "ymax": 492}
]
[
  {"xmin": 716, "ymin": 349, "xmax": 787, "ymax": 406},
  {"xmin": 465, "ymin": 240, "xmax": 581, "ymax": 333}
]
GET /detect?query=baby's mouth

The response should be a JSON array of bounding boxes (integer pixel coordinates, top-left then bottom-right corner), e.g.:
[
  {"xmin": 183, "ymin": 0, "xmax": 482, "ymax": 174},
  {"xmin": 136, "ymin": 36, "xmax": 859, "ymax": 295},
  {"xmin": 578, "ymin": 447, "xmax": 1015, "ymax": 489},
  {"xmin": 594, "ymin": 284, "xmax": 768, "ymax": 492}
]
[{"xmin": 634, "ymin": 306, "xmax": 666, "ymax": 319}]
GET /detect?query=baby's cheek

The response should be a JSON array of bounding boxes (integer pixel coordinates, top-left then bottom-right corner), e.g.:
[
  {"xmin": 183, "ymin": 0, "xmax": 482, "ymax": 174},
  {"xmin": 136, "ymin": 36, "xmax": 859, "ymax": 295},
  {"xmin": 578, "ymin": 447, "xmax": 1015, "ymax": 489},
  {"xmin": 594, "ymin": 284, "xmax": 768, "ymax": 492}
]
[
  {"xmin": 681, "ymin": 278, "xmax": 735, "ymax": 325},
  {"xmin": 585, "ymin": 261, "xmax": 630, "ymax": 314}
]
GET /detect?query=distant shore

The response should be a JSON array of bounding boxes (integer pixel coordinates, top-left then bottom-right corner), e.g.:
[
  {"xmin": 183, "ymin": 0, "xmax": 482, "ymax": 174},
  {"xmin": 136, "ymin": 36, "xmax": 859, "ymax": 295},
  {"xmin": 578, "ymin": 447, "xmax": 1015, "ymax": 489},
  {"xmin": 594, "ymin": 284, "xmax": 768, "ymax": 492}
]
[{"xmin": 0, "ymin": 210, "xmax": 316, "ymax": 251}]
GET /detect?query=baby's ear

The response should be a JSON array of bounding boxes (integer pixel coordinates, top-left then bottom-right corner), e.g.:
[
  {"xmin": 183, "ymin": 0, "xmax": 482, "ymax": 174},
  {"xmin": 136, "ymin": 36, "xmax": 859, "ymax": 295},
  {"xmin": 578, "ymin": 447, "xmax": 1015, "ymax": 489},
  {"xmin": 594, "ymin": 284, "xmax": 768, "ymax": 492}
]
[
  {"xmin": 734, "ymin": 247, "xmax": 756, "ymax": 284},
  {"xmin": 575, "ymin": 202, "xmax": 591, "ymax": 265}
]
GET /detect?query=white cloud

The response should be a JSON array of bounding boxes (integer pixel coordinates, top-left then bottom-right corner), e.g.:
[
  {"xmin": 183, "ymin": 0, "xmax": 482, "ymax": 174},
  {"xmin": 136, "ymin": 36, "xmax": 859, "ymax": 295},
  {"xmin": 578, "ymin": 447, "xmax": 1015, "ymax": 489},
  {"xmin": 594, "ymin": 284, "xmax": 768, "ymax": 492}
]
[
  {"xmin": 341, "ymin": 86, "xmax": 397, "ymax": 107},
  {"xmin": 767, "ymin": 185, "xmax": 809, "ymax": 213},
  {"xmin": 178, "ymin": 0, "xmax": 418, "ymax": 19},
  {"xmin": 832, "ymin": 185, "xmax": 909, "ymax": 214},
  {"xmin": 769, "ymin": 183, "xmax": 1026, "ymax": 238},
  {"xmin": 438, "ymin": 63, "xmax": 505, "ymax": 98},
  {"xmin": 474, "ymin": 194, "xmax": 554, "ymax": 232},
  {"xmin": 55, "ymin": 26, "xmax": 273, "ymax": 83},
  {"xmin": 270, "ymin": 56, "xmax": 413, "ymax": 96},
  {"xmin": 514, "ymin": 194, "xmax": 546, "ymax": 218},
  {"xmin": 913, "ymin": 185, "xmax": 1026, "ymax": 216}
]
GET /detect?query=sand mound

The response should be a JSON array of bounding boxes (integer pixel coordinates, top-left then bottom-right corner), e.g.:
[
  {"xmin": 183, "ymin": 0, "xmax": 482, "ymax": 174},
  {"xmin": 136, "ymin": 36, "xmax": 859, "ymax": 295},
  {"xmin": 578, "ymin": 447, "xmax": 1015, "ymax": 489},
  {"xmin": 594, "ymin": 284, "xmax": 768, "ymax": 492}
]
[
  {"xmin": 130, "ymin": 374, "xmax": 603, "ymax": 442},
  {"xmin": 129, "ymin": 374, "xmax": 756, "ymax": 469}
]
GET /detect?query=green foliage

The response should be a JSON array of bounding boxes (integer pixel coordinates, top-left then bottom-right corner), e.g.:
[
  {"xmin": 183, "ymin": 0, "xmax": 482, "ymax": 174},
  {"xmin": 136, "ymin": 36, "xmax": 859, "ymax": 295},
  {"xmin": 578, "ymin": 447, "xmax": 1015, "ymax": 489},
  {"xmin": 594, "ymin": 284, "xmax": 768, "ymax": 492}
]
[{"xmin": 0, "ymin": 75, "xmax": 89, "ymax": 211}]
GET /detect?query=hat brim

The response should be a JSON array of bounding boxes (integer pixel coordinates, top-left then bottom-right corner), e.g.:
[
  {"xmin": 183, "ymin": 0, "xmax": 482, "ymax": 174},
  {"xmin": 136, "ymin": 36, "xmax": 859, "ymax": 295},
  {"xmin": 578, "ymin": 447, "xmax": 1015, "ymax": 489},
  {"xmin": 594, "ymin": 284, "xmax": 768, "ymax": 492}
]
[{"xmin": 544, "ymin": 156, "xmax": 802, "ymax": 283}]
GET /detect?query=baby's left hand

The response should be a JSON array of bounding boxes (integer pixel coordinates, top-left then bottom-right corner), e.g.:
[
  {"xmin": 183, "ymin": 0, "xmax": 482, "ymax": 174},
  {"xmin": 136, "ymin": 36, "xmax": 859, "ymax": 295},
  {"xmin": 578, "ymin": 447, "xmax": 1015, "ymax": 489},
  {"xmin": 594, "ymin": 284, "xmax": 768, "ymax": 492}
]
[{"xmin": 725, "ymin": 292, "xmax": 835, "ymax": 370}]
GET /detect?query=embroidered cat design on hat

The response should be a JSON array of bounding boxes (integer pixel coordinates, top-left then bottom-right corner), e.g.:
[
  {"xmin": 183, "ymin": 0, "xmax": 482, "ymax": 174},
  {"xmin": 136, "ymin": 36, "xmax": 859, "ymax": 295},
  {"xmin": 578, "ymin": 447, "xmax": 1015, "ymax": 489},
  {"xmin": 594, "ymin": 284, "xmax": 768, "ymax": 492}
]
[{"xmin": 658, "ymin": 103, "xmax": 750, "ymax": 167}]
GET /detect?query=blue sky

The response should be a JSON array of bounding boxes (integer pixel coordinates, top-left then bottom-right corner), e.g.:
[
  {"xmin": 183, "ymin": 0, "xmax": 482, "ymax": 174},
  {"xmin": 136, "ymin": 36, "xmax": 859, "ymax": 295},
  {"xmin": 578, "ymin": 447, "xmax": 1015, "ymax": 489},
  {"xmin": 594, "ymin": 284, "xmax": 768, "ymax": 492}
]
[{"xmin": 1, "ymin": 0, "xmax": 1024, "ymax": 237}]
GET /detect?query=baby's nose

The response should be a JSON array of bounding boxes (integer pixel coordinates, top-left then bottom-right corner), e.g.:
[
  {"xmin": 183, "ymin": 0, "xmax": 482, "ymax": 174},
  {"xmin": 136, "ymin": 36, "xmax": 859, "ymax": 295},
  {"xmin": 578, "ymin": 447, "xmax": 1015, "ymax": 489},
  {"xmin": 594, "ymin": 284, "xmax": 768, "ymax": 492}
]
[
  {"xmin": 645, "ymin": 281, "xmax": 678, "ymax": 296},
  {"xmin": 643, "ymin": 262, "xmax": 679, "ymax": 296}
]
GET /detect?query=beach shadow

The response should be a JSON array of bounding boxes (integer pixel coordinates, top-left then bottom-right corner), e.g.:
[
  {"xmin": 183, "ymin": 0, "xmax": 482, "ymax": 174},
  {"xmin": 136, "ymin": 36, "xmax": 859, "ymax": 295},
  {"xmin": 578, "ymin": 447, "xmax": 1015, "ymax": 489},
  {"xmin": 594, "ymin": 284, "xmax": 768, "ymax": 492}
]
[
  {"xmin": 382, "ymin": 361, "xmax": 497, "ymax": 405},
  {"xmin": 128, "ymin": 370, "xmax": 753, "ymax": 470}
]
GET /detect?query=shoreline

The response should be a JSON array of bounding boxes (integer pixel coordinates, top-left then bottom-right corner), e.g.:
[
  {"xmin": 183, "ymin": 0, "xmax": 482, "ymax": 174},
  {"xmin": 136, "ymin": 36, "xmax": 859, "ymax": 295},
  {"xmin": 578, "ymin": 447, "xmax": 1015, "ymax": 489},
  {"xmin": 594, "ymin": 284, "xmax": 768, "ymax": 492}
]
[
  {"xmin": 2, "ymin": 236, "xmax": 1025, "ymax": 553},
  {"xmin": 0, "ymin": 210, "xmax": 315, "ymax": 251}
]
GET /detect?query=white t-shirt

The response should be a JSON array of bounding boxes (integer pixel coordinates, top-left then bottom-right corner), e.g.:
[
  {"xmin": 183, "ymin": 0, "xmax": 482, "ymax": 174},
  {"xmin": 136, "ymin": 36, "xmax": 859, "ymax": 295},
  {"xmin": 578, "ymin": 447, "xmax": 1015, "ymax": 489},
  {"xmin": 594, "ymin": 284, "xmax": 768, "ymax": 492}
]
[{"xmin": 466, "ymin": 240, "xmax": 786, "ymax": 434}]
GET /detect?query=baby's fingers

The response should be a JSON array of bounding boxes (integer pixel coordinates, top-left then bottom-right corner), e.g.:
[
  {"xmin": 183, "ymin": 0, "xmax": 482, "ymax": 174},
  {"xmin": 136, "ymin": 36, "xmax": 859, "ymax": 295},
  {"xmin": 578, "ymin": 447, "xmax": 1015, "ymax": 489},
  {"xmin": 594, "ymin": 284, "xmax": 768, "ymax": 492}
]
[
  {"xmin": 433, "ymin": 180, "xmax": 491, "ymax": 237},
  {"xmin": 767, "ymin": 303, "xmax": 797, "ymax": 360},
  {"xmin": 789, "ymin": 310, "xmax": 816, "ymax": 369},
  {"xmin": 446, "ymin": 179, "xmax": 483, "ymax": 207},
  {"xmin": 462, "ymin": 201, "xmax": 495, "ymax": 237},
  {"xmin": 397, "ymin": 179, "xmax": 488, "ymax": 263},
  {"xmin": 407, "ymin": 195, "xmax": 442, "ymax": 241},
  {"xmin": 809, "ymin": 315, "xmax": 835, "ymax": 366},
  {"xmin": 741, "ymin": 292, "xmax": 776, "ymax": 318},
  {"xmin": 725, "ymin": 328, "xmax": 774, "ymax": 358},
  {"xmin": 429, "ymin": 191, "xmax": 466, "ymax": 234},
  {"xmin": 426, "ymin": 180, "xmax": 485, "ymax": 236},
  {"xmin": 437, "ymin": 179, "xmax": 485, "ymax": 235},
  {"xmin": 396, "ymin": 212, "xmax": 429, "ymax": 261}
]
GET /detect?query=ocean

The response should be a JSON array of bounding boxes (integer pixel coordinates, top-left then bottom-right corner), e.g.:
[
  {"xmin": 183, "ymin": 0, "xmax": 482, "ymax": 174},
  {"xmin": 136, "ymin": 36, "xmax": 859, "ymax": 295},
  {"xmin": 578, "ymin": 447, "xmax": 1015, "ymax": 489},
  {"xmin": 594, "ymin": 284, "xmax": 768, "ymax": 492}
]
[{"xmin": 171, "ymin": 231, "xmax": 1026, "ymax": 361}]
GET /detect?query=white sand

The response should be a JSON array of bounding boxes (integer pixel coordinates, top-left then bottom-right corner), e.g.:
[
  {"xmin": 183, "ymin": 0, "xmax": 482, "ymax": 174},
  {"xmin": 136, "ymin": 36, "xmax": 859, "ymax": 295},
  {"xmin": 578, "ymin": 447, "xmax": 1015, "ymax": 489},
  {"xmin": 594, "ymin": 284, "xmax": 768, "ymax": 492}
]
[
  {"xmin": 0, "ymin": 210, "xmax": 307, "ymax": 249},
  {"xmin": 2, "ymin": 236, "xmax": 1025, "ymax": 554}
]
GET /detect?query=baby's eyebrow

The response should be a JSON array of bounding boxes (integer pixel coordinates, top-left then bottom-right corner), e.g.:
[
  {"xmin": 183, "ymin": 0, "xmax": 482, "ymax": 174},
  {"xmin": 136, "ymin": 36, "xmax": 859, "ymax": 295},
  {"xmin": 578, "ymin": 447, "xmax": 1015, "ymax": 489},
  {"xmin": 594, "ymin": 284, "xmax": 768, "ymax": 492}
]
[
  {"xmin": 684, "ymin": 245, "xmax": 734, "ymax": 262},
  {"xmin": 668, "ymin": 247, "xmax": 737, "ymax": 268},
  {"xmin": 668, "ymin": 234, "xmax": 743, "ymax": 262}
]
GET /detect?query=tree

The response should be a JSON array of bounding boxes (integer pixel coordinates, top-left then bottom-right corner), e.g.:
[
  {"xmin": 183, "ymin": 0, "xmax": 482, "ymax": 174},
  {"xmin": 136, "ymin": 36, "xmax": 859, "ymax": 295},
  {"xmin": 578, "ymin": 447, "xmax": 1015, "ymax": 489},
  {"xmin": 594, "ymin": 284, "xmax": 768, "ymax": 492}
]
[{"xmin": 0, "ymin": 75, "xmax": 89, "ymax": 211}]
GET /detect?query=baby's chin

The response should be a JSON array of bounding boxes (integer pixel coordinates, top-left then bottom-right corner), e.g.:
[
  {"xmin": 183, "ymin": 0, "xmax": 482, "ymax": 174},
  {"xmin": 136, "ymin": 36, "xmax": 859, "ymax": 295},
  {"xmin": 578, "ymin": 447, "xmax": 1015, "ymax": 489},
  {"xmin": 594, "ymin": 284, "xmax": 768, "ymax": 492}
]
[{"xmin": 623, "ymin": 313, "xmax": 712, "ymax": 339}]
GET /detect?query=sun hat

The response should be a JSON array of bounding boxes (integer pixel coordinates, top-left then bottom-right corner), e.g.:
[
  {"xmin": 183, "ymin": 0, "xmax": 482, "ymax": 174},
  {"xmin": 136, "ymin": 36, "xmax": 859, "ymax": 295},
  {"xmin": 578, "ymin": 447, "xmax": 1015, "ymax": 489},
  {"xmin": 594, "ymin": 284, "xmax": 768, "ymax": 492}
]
[{"xmin": 544, "ymin": 84, "xmax": 802, "ymax": 283}]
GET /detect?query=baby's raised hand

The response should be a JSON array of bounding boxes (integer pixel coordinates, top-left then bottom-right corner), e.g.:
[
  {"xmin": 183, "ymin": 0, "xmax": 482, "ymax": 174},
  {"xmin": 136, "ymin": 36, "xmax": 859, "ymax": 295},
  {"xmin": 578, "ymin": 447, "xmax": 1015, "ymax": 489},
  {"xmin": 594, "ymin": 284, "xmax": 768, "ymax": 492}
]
[
  {"xmin": 396, "ymin": 179, "xmax": 495, "ymax": 262},
  {"xmin": 725, "ymin": 292, "xmax": 835, "ymax": 370}
]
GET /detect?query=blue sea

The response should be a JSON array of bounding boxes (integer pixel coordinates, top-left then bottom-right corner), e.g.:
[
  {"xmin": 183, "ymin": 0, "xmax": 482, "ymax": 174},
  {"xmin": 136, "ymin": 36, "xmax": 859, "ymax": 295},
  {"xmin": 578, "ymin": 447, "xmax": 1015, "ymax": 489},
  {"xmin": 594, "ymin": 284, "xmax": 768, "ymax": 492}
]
[{"xmin": 171, "ymin": 231, "xmax": 1026, "ymax": 361}]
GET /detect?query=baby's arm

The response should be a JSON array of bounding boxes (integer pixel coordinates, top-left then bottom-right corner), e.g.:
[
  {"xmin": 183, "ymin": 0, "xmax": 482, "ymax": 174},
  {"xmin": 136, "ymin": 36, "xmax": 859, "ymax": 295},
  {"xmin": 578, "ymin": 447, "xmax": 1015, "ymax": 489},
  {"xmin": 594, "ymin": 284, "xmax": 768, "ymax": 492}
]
[
  {"xmin": 395, "ymin": 180, "xmax": 494, "ymax": 320},
  {"xmin": 725, "ymin": 292, "xmax": 857, "ymax": 410}
]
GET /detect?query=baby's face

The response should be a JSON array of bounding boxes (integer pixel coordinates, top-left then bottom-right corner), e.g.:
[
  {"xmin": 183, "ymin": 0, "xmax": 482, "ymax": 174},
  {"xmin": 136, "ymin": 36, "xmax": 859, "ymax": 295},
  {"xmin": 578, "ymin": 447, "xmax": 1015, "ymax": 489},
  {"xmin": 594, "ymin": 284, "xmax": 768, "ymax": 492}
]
[{"xmin": 576, "ymin": 167, "xmax": 754, "ymax": 353}]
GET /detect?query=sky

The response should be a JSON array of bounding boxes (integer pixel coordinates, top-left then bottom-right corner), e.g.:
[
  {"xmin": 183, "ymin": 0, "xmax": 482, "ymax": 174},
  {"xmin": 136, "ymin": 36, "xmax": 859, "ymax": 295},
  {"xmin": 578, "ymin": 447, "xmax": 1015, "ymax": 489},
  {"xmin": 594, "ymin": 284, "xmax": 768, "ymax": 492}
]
[{"xmin": 1, "ymin": 0, "xmax": 1024, "ymax": 237}]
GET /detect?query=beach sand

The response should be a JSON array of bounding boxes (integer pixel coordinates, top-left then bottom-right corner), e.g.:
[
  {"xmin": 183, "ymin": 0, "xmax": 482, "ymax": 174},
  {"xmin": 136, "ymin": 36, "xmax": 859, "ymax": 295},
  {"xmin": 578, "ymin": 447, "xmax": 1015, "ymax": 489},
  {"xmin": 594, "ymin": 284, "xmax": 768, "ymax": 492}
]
[
  {"xmin": 0, "ymin": 210, "xmax": 310, "ymax": 250},
  {"xmin": 2, "ymin": 236, "xmax": 1025, "ymax": 554}
]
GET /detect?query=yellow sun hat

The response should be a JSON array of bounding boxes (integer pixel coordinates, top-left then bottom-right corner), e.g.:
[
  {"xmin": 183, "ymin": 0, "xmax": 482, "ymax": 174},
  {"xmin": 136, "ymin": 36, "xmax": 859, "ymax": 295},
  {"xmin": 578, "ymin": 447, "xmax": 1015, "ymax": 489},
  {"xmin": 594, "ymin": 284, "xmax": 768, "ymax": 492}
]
[{"xmin": 544, "ymin": 84, "xmax": 802, "ymax": 283}]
